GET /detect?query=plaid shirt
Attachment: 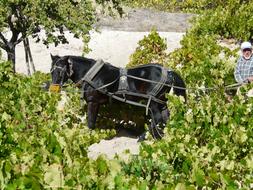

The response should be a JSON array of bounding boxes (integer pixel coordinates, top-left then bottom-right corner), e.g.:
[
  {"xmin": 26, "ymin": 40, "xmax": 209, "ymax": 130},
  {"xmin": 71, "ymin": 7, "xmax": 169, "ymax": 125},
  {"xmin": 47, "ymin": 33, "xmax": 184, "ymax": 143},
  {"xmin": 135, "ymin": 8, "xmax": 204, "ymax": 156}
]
[{"xmin": 234, "ymin": 55, "xmax": 253, "ymax": 83}]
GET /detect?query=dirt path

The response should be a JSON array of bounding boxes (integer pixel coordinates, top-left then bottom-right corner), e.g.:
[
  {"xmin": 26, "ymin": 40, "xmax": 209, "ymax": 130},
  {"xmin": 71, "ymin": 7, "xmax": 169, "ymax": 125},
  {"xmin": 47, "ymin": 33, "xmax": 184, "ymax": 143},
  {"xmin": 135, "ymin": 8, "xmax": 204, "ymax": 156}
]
[{"xmin": 95, "ymin": 8, "xmax": 193, "ymax": 32}]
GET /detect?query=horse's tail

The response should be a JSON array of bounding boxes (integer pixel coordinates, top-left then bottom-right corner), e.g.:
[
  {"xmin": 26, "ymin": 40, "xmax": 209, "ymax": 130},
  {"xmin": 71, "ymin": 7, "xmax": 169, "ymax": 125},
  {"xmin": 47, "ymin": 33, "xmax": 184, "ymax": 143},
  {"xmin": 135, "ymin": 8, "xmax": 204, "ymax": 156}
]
[{"xmin": 171, "ymin": 71, "xmax": 187, "ymax": 102}]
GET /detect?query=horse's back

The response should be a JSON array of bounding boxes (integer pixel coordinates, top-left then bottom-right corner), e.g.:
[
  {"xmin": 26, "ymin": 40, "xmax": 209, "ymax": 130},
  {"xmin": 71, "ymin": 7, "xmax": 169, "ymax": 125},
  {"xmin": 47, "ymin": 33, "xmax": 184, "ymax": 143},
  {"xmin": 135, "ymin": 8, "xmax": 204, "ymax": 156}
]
[
  {"xmin": 68, "ymin": 55, "xmax": 95, "ymax": 63},
  {"xmin": 126, "ymin": 64, "xmax": 170, "ymax": 95},
  {"xmin": 127, "ymin": 64, "xmax": 168, "ymax": 80}
]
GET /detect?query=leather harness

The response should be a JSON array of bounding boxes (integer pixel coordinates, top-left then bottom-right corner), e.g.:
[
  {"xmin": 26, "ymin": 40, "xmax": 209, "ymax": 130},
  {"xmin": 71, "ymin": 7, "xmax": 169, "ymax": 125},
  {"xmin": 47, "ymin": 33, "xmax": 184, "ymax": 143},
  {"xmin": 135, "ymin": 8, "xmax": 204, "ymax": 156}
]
[{"xmin": 80, "ymin": 59, "xmax": 169, "ymax": 115}]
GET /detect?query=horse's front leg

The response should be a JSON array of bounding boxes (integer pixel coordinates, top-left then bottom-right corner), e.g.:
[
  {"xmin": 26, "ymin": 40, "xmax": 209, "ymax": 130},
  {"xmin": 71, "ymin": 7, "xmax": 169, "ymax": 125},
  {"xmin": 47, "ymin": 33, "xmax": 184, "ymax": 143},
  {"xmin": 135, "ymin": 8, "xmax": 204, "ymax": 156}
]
[
  {"xmin": 138, "ymin": 103, "xmax": 166, "ymax": 142},
  {"xmin": 161, "ymin": 107, "xmax": 170, "ymax": 123},
  {"xmin": 87, "ymin": 101, "xmax": 100, "ymax": 129}
]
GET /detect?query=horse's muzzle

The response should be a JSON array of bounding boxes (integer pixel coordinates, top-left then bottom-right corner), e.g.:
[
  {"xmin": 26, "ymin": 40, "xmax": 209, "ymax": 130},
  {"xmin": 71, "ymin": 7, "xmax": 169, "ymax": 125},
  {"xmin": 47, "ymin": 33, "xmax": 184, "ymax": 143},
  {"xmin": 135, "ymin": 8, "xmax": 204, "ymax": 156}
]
[{"xmin": 49, "ymin": 84, "xmax": 61, "ymax": 93}]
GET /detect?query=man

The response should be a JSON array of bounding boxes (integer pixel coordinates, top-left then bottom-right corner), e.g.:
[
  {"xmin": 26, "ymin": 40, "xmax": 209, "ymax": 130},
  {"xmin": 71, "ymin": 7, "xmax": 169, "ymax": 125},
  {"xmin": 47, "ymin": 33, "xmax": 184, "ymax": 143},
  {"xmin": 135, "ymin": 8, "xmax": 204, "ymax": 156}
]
[{"xmin": 234, "ymin": 41, "xmax": 253, "ymax": 83}]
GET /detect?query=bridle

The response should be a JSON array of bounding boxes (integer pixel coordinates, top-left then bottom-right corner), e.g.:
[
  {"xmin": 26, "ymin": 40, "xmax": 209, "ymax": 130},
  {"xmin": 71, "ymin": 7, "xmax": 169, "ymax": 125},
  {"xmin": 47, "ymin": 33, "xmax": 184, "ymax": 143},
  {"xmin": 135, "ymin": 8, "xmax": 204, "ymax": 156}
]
[{"xmin": 50, "ymin": 58, "xmax": 73, "ymax": 86}]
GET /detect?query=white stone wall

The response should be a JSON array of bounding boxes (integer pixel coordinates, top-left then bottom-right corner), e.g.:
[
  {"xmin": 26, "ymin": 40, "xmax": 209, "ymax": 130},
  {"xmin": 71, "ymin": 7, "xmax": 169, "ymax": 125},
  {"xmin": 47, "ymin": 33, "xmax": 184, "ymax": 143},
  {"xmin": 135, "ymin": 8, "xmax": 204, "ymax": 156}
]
[{"xmin": 2, "ymin": 30, "xmax": 184, "ymax": 74}]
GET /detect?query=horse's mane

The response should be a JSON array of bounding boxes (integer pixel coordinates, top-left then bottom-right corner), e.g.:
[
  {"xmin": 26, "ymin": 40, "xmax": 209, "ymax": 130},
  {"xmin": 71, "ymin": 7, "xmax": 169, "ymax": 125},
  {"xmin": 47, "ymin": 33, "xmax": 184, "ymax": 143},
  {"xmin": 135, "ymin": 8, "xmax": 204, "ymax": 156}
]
[
  {"xmin": 65, "ymin": 55, "xmax": 168, "ymax": 71},
  {"xmin": 67, "ymin": 55, "xmax": 95, "ymax": 63},
  {"xmin": 66, "ymin": 55, "xmax": 120, "ymax": 69}
]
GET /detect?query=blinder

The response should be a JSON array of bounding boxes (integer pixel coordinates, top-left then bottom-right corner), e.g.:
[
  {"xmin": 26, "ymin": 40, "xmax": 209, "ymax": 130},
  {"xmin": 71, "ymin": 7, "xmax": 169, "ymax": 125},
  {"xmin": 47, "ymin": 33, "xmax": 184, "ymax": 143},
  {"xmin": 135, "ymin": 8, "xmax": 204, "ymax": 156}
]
[{"xmin": 49, "ymin": 84, "xmax": 61, "ymax": 93}]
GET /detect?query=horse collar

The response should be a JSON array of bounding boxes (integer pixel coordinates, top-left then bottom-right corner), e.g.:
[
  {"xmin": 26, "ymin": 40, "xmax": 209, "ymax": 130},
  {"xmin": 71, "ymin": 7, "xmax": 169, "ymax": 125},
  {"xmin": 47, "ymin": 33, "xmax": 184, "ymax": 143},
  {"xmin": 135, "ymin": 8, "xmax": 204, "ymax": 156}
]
[{"xmin": 79, "ymin": 59, "xmax": 105, "ymax": 85}]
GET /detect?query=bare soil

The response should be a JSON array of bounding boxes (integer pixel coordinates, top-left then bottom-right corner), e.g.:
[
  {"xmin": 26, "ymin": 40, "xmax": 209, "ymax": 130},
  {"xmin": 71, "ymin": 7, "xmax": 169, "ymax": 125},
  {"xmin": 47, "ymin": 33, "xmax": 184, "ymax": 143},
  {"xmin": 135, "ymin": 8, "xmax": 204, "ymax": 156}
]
[{"xmin": 95, "ymin": 8, "xmax": 194, "ymax": 32}]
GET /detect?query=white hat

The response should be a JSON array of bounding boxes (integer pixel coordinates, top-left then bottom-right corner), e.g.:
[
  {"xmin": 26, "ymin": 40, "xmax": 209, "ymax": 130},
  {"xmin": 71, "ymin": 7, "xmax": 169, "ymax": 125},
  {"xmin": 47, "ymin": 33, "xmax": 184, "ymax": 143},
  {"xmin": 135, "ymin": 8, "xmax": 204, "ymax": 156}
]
[{"xmin": 241, "ymin": 41, "xmax": 252, "ymax": 50}]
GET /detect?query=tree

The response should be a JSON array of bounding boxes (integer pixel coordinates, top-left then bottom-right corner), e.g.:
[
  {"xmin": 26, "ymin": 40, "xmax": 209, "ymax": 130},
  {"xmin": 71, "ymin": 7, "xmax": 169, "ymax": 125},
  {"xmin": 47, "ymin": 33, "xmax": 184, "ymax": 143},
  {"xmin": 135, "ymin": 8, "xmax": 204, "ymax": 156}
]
[
  {"xmin": 0, "ymin": 0, "xmax": 123, "ymax": 72},
  {"xmin": 127, "ymin": 29, "xmax": 167, "ymax": 68}
]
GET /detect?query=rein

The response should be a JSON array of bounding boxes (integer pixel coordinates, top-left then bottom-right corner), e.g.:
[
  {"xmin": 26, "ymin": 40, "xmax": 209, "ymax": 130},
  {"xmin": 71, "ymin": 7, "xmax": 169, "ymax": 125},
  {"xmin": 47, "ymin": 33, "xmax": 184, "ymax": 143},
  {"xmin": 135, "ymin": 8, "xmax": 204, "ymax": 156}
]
[
  {"xmin": 51, "ymin": 57, "xmax": 243, "ymax": 93},
  {"xmin": 50, "ymin": 58, "xmax": 245, "ymax": 100},
  {"xmin": 49, "ymin": 59, "xmax": 246, "ymax": 140},
  {"xmin": 126, "ymin": 75, "xmax": 244, "ymax": 91}
]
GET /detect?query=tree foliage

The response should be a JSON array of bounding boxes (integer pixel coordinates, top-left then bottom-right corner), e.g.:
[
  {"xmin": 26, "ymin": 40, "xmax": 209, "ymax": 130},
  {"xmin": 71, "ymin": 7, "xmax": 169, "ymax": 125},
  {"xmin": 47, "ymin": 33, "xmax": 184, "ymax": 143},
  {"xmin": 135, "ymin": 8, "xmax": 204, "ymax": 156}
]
[
  {"xmin": 127, "ymin": 29, "xmax": 167, "ymax": 68},
  {"xmin": 124, "ymin": 0, "xmax": 251, "ymax": 13},
  {"xmin": 0, "ymin": 60, "xmax": 116, "ymax": 189},
  {"xmin": 167, "ymin": 33, "xmax": 236, "ymax": 88},
  {"xmin": 0, "ymin": 0, "xmax": 123, "ymax": 72},
  {"xmin": 191, "ymin": 1, "xmax": 253, "ymax": 41},
  {"xmin": 125, "ymin": 0, "xmax": 253, "ymax": 41}
]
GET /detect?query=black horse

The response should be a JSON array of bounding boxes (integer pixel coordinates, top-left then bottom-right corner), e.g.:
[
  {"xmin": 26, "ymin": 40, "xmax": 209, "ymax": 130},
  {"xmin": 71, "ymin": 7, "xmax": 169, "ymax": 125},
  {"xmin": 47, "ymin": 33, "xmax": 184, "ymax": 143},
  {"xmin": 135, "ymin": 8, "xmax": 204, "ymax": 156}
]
[{"xmin": 50, "ymin": 54, "xmax": 186, "ymax": 140}]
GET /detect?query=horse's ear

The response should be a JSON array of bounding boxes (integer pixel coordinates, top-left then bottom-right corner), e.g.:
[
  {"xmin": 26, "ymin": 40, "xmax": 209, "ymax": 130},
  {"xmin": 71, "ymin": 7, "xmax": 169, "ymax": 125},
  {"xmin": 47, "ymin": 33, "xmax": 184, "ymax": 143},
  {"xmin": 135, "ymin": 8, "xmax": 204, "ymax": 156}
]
[
  {"xmin": 50, "ymin": 54, "xmax": 55, "ymax": 67},
  {"xmin": 50, "ymin": 53, "xmax": 57, "ymax": 62},
  {"xmin": 50, "ymin": 53, "xmax": 60, "ymax": 64},
  {"xmin": 67, "ymin": 57, "xmax": 74, "ymax": 76}
]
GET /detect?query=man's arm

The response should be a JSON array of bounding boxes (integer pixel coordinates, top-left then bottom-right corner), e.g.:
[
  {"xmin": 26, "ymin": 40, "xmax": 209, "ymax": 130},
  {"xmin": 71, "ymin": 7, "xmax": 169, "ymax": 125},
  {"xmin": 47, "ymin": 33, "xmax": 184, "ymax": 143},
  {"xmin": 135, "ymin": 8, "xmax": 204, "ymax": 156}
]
[{"xmin": 234, "ymin": 61, "xmax": 244, "ymax": 83}]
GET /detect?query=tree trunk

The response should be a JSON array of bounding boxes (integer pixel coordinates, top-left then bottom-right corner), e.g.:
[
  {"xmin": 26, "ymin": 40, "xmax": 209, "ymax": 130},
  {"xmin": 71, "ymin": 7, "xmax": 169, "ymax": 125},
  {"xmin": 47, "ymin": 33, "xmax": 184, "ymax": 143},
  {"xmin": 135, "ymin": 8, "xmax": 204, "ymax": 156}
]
[
  {"xmin": 23, "ymin": 38, "xmax": 31, "ymax": 75},
  {"xmin": 22, "ymin": 38, "xmax": 36, "ymax": 75},
  {"xmin": 7, "ymin": 45, "xmax": 16, "ymax": 72},
  {"xmin": 26, "ymin": 38, "xmax": 36, "ymax": 73}
]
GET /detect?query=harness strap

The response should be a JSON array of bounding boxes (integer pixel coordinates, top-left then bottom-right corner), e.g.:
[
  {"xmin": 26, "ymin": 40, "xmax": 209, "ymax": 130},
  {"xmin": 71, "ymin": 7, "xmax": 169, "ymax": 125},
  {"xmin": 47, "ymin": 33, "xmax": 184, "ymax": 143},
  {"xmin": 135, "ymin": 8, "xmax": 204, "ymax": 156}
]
[
  {"xmin": 146, "ymin": 96, "xmax": 152, "ymax": 115},
  {"xmin": 112, "ymin": 90, "xmax": 165, "ymax": 115},
  {"xmin": 107, "ymin": 92, "xmax": 151, "ymax": 113},
  {"xmin": 80, "ymin": 59, "xmax": 105, "ymax": 84},
  {"xmin": 149, "ymin": 68, "xmax": 167, "ymax": 97},
  {"xmin": 118, "ymin": 68, "xmax": 129, "ymax": 91},
  {"xmin": 114, "ymin": 91, "xmax": 165, "ymax": 105},
  {"xmin": 78, "ymin": 61, "xmax": 167, "ymax": 116}
]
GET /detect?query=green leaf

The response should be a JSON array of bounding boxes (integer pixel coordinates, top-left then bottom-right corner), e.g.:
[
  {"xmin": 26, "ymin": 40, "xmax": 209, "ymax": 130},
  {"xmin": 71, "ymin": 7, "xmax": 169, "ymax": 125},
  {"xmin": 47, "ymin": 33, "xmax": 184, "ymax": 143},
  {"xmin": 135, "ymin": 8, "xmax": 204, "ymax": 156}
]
[
  {"xmin": 193, "ymin": 168, "xmax": 205, "ymax": 187},
  {"xmin": 175, "ymin": 183, "xmax": 186, "ymax": 190},
  {"xmin": 44, "ymin": 164, "xmax": 64, "ymax": 188},
  {"xmin": 96, "ymin": 156, "xmax": 108, "ymax": 175},
  {"xmin": 1, "ymin": 112, "xmax": 11, "ymax": 121}
]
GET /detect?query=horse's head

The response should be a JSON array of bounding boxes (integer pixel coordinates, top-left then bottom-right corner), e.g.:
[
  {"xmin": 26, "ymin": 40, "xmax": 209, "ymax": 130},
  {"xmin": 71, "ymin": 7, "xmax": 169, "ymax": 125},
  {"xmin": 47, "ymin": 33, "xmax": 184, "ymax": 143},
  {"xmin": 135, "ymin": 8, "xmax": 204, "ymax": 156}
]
[{"xmin": 49, "ymin": 54, "xmax": 74, "ymax": 92}]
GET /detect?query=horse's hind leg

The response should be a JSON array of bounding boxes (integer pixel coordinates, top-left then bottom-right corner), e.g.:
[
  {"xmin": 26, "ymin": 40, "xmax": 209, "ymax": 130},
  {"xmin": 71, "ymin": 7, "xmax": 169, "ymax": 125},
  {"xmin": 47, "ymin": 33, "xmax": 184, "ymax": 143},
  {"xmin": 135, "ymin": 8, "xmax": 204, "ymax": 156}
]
[
  {"xmin": 87, "ymin": 101, "xmax": 100, "ymax": 129},
  {"xmin": 138, "ymin": 102, "xmax": 166, "ymax": 141}
]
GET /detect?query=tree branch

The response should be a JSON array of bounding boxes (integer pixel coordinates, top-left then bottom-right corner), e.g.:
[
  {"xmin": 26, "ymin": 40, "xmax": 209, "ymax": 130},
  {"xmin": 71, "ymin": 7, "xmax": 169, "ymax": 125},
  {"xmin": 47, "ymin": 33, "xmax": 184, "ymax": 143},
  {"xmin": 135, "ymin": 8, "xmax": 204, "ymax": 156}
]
[
  {"xmin": 7, "ymin": 15, "xmax": 20, "ymax": 43},
  {"xmin": 11, "ymin": 6, "xmax": 28, "ymax": 45},
  {"xmin": 0, "ymin": 32, "xmax": 8, "ymax": 45},
  {"xmin": 14, "ymin": 35, "xmax": 25, "ymax": 45},
  {"xmin": 0, "ymin": 41, "xmax": 7, "ymax": 50},
  {"xmin": 7, "ymin": 15, "xmax": 15, "ymax": 33}
]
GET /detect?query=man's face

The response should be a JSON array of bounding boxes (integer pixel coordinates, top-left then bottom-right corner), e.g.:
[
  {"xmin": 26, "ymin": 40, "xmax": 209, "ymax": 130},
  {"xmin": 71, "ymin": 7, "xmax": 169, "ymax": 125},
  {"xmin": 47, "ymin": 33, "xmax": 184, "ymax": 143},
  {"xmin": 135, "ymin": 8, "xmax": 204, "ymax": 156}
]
[{"xmin": 242, "ymin": 48, "xmax": 252, "ymax": 59}]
